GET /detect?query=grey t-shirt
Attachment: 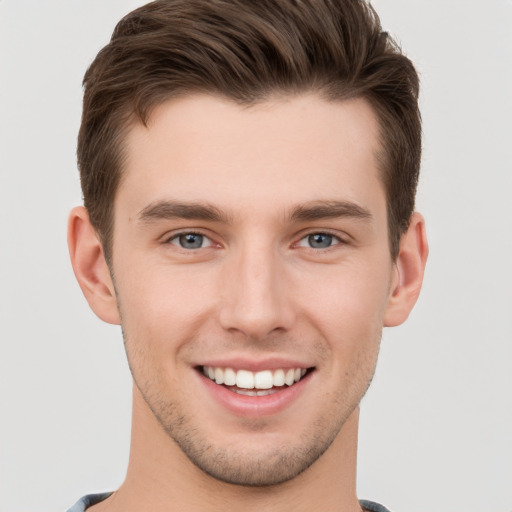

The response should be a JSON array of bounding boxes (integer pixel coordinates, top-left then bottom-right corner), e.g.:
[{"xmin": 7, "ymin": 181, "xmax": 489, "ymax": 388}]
[{"xmin": 67, "ymin": 493, "xmax": 392, "ymax": 512}]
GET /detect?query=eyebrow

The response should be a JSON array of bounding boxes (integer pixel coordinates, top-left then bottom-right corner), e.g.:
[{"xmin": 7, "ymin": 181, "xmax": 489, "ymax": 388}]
[
  {"xmin": 138, "ymin": 200, "xmax": 230, "ymax": 224},
  {"xmin": 137, "ymin": 199, "xmax": 372, "ymax": 225},
  {"xmin": 289, "ymin": 200, "xmax": 372, "ymax": 223}
]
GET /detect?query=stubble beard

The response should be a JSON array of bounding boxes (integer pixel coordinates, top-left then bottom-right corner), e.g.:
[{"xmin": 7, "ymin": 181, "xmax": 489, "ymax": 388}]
[
  {"xmin": 119, "ymin": 306, "xmax": 382, "ymax": 487},
  {"xmin": 136, "ymin": 377, "xmax": 358, "ymax": 487},
  {"xmin": 125, "ymin": 347, "xmax": 379, "ymax": 488}
]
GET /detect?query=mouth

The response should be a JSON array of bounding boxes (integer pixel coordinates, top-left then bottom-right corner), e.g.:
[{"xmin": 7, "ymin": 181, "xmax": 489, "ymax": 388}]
[{"xmin": 199, "ymin": 365, "xmax": 313, "ymax": 397}]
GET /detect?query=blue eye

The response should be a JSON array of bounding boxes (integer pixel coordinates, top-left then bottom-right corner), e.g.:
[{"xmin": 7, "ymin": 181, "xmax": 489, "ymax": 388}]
[
  {"xmin": 308, "ymin": 233, "xmax": 333, "ymax": 248},
  {"xmin": 170, "ymin": 233, "xmax": 212, "ymax": 249},
  {"xmin": 298, "ymin": 232, "xmax": 338, "ymax": 249}
]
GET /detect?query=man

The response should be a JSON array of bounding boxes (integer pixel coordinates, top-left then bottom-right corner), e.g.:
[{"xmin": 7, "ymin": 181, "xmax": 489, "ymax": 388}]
[{"xmin": 67, "ymin": 0, "xmax": 428, "ymax": 510}]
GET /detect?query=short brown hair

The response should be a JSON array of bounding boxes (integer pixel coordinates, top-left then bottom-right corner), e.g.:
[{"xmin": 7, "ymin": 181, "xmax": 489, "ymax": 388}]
[{"xmin": 78, "ymin": 0, "xmax": 421, "ymax": 262}]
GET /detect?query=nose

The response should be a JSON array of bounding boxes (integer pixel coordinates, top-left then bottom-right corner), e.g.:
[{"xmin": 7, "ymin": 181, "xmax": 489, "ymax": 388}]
[{"xmin": 218, "ymin": 243, "xmax": 296, "ymax": 340}]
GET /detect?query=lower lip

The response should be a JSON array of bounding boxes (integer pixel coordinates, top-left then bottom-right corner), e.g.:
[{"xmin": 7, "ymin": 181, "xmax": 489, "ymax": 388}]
[{"xmin": 198, "ymin": 371, "xmax": 312, "ymax": 418}]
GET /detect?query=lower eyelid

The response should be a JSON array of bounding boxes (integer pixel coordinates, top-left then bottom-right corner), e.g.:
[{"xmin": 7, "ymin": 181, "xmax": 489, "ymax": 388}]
[
  {"xmin": 163, "ymin": 231, "xmax": 346, "ymax": 249},
  {"xmin": 167, "ymin": 232, "xmax": 214, "ymax": 249},
  {"xmin": 296, "ymin": 232, "xmax": 344, "ymax": 248}
]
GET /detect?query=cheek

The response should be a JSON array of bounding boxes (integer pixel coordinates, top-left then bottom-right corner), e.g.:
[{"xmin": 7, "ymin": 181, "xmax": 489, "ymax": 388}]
[
  {"xmin": 115, "ymin": 262, "xmax": 217, "ymax": 349},
  {"xmin": 297, "ymin": 260, "xmax": 390, "ymax": 373},
  {"xmin": 299, "ymin": 260, "xmax": 392, "ymax": 328}
]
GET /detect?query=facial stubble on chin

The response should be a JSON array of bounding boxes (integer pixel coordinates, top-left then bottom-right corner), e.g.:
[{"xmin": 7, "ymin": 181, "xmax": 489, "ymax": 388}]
[{"xmin": 120, "ymin": 327, "xmax": 381, "ymax": 488}]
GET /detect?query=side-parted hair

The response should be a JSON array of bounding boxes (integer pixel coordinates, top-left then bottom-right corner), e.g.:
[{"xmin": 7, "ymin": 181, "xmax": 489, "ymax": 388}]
[{"xmin": 78, "ymin": 0, "xmax": 421, "ymax": 263}]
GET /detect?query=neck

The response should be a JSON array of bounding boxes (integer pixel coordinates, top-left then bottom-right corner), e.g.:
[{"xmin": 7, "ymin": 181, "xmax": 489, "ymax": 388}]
[{"xmin": 93, "ymin": 385, "xmax": 363, "ymax": 512}]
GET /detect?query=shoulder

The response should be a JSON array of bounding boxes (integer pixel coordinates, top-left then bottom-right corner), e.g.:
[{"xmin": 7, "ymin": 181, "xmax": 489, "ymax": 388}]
[
  {"xmin": 66, "ymin": 493, "xmax": 113, "ymax": 512},
  {"xmin": 360, "ymin": 499, "xmax": 393, "ymax": 512}
]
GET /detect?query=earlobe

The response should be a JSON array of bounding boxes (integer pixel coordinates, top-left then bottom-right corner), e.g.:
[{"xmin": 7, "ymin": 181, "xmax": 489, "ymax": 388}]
[
  {"xmin": 67, "ymin": 206, "xmax": 121, "ymax": 325},
  {"xmin": 384, "ymin": 212, "xmax": 428, "ymax": 327}
]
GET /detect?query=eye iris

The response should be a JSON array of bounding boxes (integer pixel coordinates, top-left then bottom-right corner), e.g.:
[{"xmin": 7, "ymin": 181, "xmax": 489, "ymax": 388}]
[
  {"xmin": 308, "ymin": 233, "xmax": 332, "ymax": 248},
  {"xmin": 179, "ymin": 233, "xmax": 203, "ymax": 249}
]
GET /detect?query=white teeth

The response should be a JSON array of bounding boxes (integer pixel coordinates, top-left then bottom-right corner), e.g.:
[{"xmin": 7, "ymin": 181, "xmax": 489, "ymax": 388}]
[
  {"xmin": 284, "ymin": 368, "xmax": 295, "ymax": 386},
  {"xmin": 202, "ymin": 366, "xmax": 309, "ymax": 390},
  {"xmin": 233, "ymin": 388, "xmax": 279, "ymax": 396},
  {"xmin": 254, "ymin": 370, "xmax": 273, "ymax": 389},
  {"xmin": 236, "ymin": 369, "xmax": 255, "ymax": 389},
  {"xmin": 234, "ymin": 388, "xmax": 258, "ymax": 396},
  {"xmin": 214, "ymin": 367, "xmax": 224, "ymax": 385},
  {"xmin": 256, "ymin": 389, "xmax": 276, "ymax": 396},
  {"xmin": 223, "ymin": 367, "xmax": 236, "ymax": 386},
  {"xmin": 273, "ymin": 369, "xmax": 285, "ymax": 387}
]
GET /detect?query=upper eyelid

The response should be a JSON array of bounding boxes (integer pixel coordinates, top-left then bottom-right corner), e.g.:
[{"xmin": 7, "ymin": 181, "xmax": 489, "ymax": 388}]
[
  {"xmin": 296, "ymin": 232, "xmax": 342, "ymax": 245},
  {"xmin": 163, "ymin": 228, "xmax": 214, "ymax": 242},
  {"xmin": 166, "ymin": 231, "xmax": 216, "ymax": 251},
  {"xmin": 295, "ymin": 229, "xmax": 348, "ymax": 242},
  {"xmin": 160, "ymin": 228, "xmax": 349, "ymax": 246}
]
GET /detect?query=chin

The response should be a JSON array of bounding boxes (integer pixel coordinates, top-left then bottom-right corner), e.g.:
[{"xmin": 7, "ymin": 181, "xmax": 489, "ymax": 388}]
[
  {"xmin": 172, "ymin": 434, "xmax": 336, "ymax": 487},
  {"xmin": 149, "ymin": 398, "xmax": 354, "ymax": 487}
]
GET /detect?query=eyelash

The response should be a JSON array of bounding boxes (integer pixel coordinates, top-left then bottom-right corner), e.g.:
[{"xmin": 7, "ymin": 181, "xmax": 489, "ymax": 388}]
[
  {"xmin": 295, "ymin": 231, "xmax": 345, "ymax": 250},
  {"xmin": 166, "ymin": 231, "xmax": 215, "ymax": 250},
  {"xmin": 165, "ymin": 230, "xmax": 346, "ymax": 251}
]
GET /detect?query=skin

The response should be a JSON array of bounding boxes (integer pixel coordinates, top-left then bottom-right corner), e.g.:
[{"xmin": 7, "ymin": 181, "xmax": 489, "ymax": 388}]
[{"xmin": 69, "ymin": 93, "xmax": 428, "ymax": 512}]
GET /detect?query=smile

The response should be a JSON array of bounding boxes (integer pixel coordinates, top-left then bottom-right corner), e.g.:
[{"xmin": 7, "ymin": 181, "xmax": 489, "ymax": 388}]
[{"xmin": 201, "ymin": 366, "xmax": 309, "ymax": 396}]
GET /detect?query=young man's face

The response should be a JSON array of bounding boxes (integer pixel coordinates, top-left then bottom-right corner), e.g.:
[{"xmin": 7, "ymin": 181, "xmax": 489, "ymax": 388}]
[{"xmin": 99, "ymin": 94, "xmax": 406, "ymax": 485}]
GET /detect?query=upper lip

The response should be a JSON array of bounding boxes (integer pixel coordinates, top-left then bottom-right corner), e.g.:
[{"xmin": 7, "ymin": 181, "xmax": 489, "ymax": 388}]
[{"xmin": 195, "ymin": 357, "xmax": 313, "ymax": 372}]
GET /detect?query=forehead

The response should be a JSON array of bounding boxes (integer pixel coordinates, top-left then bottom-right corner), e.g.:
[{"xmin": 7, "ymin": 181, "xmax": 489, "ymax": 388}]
[{"xmin": 119, "ymin": 93, "xmax": 384, "ymax": 220}]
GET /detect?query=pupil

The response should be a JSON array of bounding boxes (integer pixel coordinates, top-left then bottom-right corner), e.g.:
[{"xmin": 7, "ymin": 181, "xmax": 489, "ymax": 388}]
[
  {"xmin": 309, "ymin": 233, "xmax": 332, "ymax": 248},
  {"xmin": 180, "ymin": 233, "xmax": 203, "ymax": 249}
]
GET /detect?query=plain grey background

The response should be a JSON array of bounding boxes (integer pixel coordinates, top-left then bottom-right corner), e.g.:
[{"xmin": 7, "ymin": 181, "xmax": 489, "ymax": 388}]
[{"xmin": 0, "ymin": 1, "xmax": 511, "ymax": 511}]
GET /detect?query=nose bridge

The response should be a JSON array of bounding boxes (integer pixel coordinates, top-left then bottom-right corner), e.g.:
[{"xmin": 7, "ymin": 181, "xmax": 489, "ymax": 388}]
[{"xmin": 219, "ymin": 236, "xmax": 294, "ymax": 338}]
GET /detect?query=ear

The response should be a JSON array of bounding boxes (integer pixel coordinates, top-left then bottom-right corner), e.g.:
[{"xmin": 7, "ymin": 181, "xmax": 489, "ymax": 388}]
[
  {"xmin": 67, "ymin": 206, "xmax": 121, "ymax": 325},
  {"xmin": 384, "ymin": 212, "xmax": 428, "ymax": 327}
]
